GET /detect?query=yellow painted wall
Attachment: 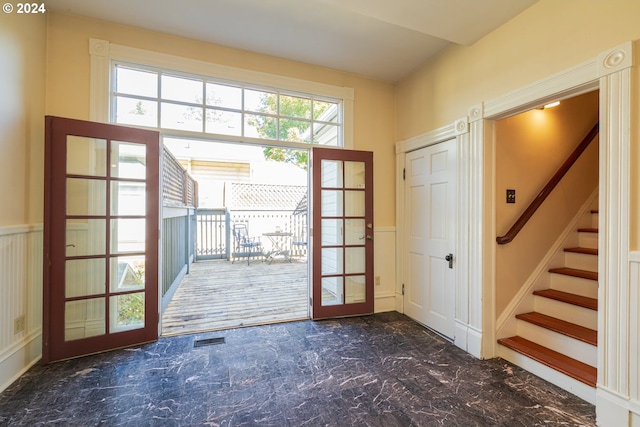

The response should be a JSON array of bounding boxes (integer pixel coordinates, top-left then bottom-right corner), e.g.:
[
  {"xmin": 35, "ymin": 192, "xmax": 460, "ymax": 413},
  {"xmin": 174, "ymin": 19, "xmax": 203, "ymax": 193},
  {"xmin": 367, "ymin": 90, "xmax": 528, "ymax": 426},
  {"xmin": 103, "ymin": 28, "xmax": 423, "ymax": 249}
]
[
  {"xmin": 396, "ymin": 0, "xmax": 640, "ymax": 137},
  {"xmin": 45, "ymin": 11, "xmax": 397, "ymax": 227},
  {"xmin": 495, "ymin": 91, "xmax": 599, "ymax": 314},
  {"xmin": 396, "ymin": 0, "xmax": 640, "ymax": 313},
  {"xmin": 0, "ymin": 13, "xmax": 46, "ymax": 225}
]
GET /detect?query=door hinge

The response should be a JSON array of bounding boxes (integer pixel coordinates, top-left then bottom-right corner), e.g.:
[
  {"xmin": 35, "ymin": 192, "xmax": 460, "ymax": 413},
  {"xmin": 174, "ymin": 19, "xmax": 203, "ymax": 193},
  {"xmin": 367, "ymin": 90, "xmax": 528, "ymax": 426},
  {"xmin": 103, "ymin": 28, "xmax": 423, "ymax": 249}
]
[
  {"xmin": 309, "ymin": 297, "xmax": 312, "ymax": 306},
  {"xmin": 402, "ymin": 283, "xmax": 405, "ymax": 295},
  {"xmin": 403, "ymin": 168, "xmax": 406, "ymax": 180}
]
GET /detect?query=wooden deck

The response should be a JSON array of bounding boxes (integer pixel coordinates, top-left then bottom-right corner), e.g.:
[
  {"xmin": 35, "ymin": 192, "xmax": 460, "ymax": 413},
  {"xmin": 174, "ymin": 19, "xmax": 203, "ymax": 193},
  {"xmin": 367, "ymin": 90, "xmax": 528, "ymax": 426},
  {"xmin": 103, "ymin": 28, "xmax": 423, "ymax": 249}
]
[{"xmin": 161, "ymin": 258, "xmax": 309, "ymax": 336}]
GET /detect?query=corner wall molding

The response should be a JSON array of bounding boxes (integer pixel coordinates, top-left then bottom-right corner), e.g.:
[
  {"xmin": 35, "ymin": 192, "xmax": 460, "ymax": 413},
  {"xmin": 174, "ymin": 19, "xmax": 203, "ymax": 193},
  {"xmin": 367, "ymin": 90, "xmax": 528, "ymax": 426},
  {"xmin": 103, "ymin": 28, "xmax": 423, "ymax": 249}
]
[
  {"xmin": 468, "ymin": 104, "xmax": 484, "ymax": 122},
  {"xmin": 89, "ymin": 38, "xmax": 109, "ymax": 57},
  {"xmin": 598, "ymin": 41, "xmax": 634, "ymax": 77},
  {"xmin": 396, "ymin": 122, "xmax": 457, "ymax": 154},
  {"xmin": 454, "ymin": 117, "xmax": 469, "ymax": 136}
]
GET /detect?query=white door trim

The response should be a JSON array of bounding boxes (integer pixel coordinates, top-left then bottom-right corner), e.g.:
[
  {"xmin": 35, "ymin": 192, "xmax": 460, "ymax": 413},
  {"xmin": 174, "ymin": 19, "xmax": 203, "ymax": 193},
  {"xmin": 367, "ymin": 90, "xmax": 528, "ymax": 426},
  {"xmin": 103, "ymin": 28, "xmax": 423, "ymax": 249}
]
[
  {"xmin": 396, "ymin": 119, "xmax": 474, "ymax": 352},
  {"xmin": 395, "ymin": 42, "xmax": 635, "ymax": 399}
]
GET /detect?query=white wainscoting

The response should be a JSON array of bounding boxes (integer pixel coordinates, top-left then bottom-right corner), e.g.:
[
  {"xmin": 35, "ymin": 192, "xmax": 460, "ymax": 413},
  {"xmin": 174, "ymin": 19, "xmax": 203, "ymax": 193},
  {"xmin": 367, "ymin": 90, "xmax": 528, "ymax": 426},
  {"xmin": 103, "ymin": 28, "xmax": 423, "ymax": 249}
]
[
  {"xmin": 596, "ymin": 252, "xmax": 640, "ymax": 425},
  {"xmin": 0, "ymin": 225, "xmax": 43, "ymax": 393},
  {"xmin": 373, "ymin": 227, "xmax": 396, "ymax": 313}
]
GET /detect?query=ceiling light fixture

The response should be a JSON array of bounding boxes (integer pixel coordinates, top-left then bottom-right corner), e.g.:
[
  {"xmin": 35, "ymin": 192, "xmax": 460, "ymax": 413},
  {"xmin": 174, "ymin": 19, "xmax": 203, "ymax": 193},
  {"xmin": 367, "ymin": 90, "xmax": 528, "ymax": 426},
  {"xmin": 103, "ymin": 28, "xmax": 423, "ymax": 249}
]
[{"xmin": 543, "ymin": 101, "xmax": 560, "ymax": 109}]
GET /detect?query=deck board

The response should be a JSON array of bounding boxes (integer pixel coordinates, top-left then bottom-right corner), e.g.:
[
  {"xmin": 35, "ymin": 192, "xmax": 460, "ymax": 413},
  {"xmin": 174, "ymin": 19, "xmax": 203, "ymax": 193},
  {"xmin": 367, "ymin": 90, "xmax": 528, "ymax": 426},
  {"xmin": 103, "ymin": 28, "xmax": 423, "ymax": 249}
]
[{"xmin": 161, "ymin": 259, "xmax": 309, "ymax": 336}]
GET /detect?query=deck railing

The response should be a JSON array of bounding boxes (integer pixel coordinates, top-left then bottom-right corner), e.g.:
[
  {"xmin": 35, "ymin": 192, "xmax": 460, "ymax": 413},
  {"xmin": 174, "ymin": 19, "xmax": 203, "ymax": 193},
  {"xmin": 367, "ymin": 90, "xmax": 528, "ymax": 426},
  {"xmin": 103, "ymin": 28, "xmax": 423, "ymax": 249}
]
[
  {"xmin": 196, "ymin": 208, "xmax": 230, "ymax": 260},
  {"xmin": 161, "ymin": 145, "xmax": 198, "ymax": 308},
  {"xmin": 195, "ymin": 209, "xmax": 308, "ymax": 260}
]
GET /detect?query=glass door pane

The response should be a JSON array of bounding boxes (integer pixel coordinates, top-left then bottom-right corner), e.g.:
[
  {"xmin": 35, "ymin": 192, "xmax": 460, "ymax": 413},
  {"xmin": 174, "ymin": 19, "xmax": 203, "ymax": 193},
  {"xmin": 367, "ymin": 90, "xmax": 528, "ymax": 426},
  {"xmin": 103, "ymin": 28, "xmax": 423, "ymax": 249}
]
[{"xmin": 63, "ymin": 137, "xmax": 149, "ymax": 342}]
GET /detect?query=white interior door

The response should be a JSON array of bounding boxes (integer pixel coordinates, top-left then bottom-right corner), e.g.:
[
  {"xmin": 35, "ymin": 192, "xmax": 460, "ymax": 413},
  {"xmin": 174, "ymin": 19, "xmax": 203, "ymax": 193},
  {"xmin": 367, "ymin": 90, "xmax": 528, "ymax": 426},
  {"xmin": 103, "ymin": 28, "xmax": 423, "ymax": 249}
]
[{"xmin": 404, "ymin": 139, "xmax": 457, "ymax": 339}]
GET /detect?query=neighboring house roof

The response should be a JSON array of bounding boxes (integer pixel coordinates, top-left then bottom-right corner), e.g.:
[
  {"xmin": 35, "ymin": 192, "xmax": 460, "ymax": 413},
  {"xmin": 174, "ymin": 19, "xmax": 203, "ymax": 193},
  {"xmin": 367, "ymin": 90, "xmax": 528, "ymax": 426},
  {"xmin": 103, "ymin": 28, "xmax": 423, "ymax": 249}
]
[
  {"xmin": 117, "ymin": 263, "xmax": 141, "ymax": 288},
  {"xmin": 229, "ymin": 183, "xmax": 307, "ymax": 211}
]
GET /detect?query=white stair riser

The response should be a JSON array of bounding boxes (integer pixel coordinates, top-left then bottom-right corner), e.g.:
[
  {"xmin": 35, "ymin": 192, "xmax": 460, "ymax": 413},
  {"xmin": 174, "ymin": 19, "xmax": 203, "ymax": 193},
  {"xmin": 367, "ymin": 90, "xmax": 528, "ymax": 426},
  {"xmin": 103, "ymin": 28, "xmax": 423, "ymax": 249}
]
[
  {"xmin": 516, "ymin": 320, "xmax": 597, "ymax": 367},
  {"xmin": 578, "ymin": 232, "xmax": 598, "ymax": 249},
  {"xmin": 564, "ymin": 252, "xmax": 598, "ymax": 272},
  {"xmin": 497, "ymin": 345, "xmax": 596, "ymax": 404},
  {"xmin": 533, "ymin": 296, "xmax": 598, "ymax": 330},
  {"xmin": 550, "ymin": 274, "xmax": 598, "ymax": 298}
]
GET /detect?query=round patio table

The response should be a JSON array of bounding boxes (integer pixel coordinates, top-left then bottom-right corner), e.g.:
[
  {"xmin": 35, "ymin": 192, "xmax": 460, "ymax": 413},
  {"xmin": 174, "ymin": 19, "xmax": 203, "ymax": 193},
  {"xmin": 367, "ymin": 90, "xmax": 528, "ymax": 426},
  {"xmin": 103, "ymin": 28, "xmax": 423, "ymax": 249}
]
[{"xmin": 262, "ymin": 231, "xmax": 293, "ymax": 263}]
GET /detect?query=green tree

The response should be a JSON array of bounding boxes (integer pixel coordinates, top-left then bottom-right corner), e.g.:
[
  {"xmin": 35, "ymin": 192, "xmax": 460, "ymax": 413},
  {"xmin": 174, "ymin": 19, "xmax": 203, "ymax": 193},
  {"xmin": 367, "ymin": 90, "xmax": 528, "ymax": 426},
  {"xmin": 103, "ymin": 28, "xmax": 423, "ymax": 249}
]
[
  {"xmin": 263, "ymin": 146, "xmax": 308, "ymax": 170},
  {"xmin": 249, "ymin": 93, "xmax": 328, "ymax": 170},
  {"xmin": 130, "ymin": 100, "xmax": 146, "ymax": 116}
]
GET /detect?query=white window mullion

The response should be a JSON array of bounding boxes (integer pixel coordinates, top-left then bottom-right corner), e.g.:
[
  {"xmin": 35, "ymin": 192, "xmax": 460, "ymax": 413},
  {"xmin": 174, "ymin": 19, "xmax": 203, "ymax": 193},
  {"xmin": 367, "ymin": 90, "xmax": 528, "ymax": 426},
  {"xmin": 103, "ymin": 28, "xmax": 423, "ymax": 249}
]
[
  {"xmin": 93, "ymin": 39, "xmax": 352, "ymax": 148},
  {"xmin": 201, "ymin": 80, "xmax": 207, "ymax": 134},
  {"xmin": 156, "ymin": 71, "xmax": 162, "ymax": 129}
]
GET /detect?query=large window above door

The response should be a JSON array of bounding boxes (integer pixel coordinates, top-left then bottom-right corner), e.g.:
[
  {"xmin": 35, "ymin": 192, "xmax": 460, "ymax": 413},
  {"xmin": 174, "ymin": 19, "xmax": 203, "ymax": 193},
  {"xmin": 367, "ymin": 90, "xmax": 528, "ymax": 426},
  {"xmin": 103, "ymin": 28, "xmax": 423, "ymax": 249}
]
[{"xmin": 111, "ymin": 63, "xmax": 343, "ymax": 147}]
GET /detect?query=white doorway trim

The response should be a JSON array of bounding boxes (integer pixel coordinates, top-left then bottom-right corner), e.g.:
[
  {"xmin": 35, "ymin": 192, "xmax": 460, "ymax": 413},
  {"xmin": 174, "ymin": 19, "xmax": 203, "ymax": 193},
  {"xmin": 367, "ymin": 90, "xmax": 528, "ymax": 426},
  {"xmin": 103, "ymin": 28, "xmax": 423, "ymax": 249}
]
[
  {"xmin": 396, "ymin": 118, "xmax": 475, "ymax": 353},
  {"xmin": 396, "ymin": 42, "xmax": 634, "ymax": 423},
  {"xmin": 473, "ymin": 41, "xmax": 634, "ymax": 424}
]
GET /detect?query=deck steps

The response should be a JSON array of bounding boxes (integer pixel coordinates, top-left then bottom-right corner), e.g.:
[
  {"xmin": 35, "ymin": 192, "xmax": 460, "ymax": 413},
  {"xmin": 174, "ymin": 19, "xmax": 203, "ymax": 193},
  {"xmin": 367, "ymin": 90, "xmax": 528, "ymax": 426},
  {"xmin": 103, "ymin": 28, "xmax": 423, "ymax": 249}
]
[
  {"xmin": 533, "ymin": 289, "xmax": 597, "ymax": 311},
  {"xmin": 498, "ymin": 336, "xmax": 597, "ymax": 387},
  {"xmin": 515, "ymin": 312, "xmax": 597, "ymax": 346}
]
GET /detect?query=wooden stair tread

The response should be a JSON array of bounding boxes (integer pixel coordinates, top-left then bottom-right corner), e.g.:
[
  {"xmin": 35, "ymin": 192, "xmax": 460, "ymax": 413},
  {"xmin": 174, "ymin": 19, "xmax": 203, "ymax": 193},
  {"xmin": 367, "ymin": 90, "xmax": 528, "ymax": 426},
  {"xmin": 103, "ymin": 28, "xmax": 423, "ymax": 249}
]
[
  {"xmin": 590, "ymin": 210, "xmax": 599, "ymax": 214},
  {"xmin": 498, "ymin": 336, "xmax": 596, "ymax": 387},
  {"xmin": 549, "ymin": 267, "xmax": 598, "ymax": 281},
  {"xmin": 516, "ymin": 312, "xmax": 597, "ymax": 345},
  {"xmin": 577, "ymin": 227, "xmax": 598, "ymax": 233},
  {"xmin": 564, "ymin": 247, "xmax": 598, "ymax": 256},
  {"xmin": 533, "ymin": 289, "xmax": 597, "ymax": 311}
]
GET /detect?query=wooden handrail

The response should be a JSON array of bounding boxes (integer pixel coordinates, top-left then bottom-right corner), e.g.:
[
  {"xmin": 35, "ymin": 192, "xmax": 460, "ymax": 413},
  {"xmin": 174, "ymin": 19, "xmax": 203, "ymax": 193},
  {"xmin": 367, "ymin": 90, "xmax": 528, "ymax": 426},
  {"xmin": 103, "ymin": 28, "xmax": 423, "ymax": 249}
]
[{"xmin": 496, "ymin": 122, "xmax": 599, "ymax": 245}]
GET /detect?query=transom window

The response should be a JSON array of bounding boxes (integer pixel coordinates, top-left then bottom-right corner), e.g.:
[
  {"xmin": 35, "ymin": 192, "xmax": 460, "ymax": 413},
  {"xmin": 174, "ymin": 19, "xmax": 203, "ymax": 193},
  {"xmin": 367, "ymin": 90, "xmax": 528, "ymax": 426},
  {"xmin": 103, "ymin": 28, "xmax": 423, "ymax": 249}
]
[{"xmin": 112, "ymin": 64, "xmax": 343, "ymax": 147}]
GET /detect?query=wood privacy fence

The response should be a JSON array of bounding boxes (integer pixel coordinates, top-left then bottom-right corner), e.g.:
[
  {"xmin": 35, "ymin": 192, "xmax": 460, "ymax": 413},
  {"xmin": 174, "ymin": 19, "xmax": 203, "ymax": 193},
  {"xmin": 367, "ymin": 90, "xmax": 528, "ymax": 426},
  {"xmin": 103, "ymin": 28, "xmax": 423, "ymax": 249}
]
[{"xmin": 163, "ymin": 145, "xmax": 198, "ymax": 207}]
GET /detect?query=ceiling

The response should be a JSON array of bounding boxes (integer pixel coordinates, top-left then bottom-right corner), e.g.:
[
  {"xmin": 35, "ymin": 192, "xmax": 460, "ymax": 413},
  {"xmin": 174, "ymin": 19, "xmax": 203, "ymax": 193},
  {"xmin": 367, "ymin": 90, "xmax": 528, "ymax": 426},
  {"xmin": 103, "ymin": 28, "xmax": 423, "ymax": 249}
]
[{"xmin": 46, "ymin": 0, "xmax": 538, "ymax": 82}]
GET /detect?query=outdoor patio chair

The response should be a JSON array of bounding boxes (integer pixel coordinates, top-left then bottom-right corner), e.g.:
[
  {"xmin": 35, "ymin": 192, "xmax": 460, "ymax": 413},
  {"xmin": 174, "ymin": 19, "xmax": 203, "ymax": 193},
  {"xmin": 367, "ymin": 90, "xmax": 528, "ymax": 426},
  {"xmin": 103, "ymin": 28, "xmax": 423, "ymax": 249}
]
[
  {"xmin": 232, "ymin": 223, "xmax": 263, "ymax": 265},
  {"xmin": 291, "ymin": 232, "xmax": 307, "ymax": 260}
]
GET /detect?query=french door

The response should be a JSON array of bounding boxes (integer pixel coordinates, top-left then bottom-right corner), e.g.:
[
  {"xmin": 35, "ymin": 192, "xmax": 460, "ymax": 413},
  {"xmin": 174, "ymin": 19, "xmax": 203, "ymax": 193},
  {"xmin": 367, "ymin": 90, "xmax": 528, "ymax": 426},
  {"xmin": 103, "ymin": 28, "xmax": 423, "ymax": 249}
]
[
  {"xmin": 43, "ymin": 116, "xmax": 160, "ymax": 363},
  {"xmin": 312, "ymin": 147, "xmax": 374, "ymax": 319}
]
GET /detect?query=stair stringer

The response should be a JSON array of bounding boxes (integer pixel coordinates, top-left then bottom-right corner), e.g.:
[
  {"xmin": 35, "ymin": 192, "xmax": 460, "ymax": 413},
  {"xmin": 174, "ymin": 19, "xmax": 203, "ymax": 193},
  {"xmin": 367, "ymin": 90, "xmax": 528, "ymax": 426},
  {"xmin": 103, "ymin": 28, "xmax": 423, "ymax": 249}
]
[{"xmin": 495, "ymin": 189, "xmax": 599, "ymax": 342}]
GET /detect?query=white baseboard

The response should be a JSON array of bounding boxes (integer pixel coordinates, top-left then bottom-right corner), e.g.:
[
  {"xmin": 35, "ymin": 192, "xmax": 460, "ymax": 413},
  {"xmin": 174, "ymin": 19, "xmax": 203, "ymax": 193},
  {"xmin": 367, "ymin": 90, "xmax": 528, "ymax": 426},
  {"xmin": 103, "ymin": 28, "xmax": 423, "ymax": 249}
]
[
  {"xmin": 596, "ymin": 386, "xmax": 637, "ymax": 427},
  {"xmin": 454, "ymin": 321, "xmax": 483, "ymax": 359},
  {"xmin": 374, "ymin": 293, "xmax": 396, "ymax": 313},
  {"xmin": 467, "ymin": 326, "xmax": 483, "ymax": 359},
  {"xmin": 0, "ymin": 331, "xmax": 42, "ymax": 393}
]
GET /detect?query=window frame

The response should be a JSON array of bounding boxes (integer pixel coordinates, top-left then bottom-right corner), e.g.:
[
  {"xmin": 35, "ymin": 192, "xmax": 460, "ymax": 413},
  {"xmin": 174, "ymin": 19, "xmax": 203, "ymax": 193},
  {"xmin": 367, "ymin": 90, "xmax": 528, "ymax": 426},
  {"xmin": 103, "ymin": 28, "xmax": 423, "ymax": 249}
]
[
  {"xmin": 111, "ymin": 62, "xmax": 343, "ymax": 146},
  {"xmin": 89, "ymin": 39, "xmax": 354, "ymax": 150}
]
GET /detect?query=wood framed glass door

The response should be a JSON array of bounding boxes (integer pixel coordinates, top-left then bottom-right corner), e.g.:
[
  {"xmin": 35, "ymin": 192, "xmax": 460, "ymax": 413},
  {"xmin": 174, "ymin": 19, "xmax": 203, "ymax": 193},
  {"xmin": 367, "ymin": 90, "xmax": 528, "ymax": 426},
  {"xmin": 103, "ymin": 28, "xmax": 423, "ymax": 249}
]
[
  {"xmin": 312, "ymin": 147, "xmax": 373, "ymax": 319},
  {"xmin": 43, "ymin": 116, "xmax": 160, "ymax": 363}
]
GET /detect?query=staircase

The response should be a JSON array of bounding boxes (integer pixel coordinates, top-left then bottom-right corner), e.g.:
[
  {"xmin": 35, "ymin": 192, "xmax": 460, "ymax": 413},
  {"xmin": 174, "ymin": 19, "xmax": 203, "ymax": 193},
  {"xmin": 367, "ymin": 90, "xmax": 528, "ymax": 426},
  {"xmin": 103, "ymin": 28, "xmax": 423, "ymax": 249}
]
[{"xmin": 498, "ymin": 208, "xmax": 598, "ymax": 403}]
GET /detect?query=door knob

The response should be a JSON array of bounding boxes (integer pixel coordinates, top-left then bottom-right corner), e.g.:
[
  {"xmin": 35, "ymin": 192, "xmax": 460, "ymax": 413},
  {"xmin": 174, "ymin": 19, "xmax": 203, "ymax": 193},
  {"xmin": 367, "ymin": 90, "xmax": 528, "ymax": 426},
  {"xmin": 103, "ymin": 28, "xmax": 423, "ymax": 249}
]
[
  {"xmin": 366, "ymin": 235, "xmax": 373, "ymax": 240},
  {"xmin": 445, "ymin": 253, "xmax": 453, "ymax": 269}
]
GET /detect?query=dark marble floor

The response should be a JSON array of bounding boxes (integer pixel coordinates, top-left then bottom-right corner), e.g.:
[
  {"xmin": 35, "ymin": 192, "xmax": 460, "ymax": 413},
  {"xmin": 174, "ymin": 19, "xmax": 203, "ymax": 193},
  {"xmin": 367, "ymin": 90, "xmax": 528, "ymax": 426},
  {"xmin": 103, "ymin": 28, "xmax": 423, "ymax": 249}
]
[{"xmin": 0, "ymin": 312, "xmax": 595, "ymax": 426}]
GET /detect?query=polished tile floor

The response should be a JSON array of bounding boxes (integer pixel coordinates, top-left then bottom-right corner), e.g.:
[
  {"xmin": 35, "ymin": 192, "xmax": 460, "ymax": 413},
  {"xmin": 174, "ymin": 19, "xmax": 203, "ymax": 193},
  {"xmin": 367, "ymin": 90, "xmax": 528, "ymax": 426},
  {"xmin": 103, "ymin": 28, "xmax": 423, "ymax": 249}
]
[{"xmin": 0, "ymin": 312, "xmax": 595, "ymax": 426}]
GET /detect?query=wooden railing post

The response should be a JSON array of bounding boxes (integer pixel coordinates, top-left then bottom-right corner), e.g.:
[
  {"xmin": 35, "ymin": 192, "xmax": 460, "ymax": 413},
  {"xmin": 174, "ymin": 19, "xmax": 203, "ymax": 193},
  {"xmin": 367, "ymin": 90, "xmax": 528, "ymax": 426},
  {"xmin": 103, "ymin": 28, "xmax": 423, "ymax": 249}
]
[{"xmin": 225, "ymin": 209, "xmax": 231, "ymax": 261}]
